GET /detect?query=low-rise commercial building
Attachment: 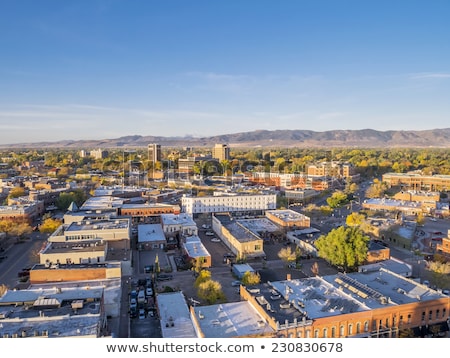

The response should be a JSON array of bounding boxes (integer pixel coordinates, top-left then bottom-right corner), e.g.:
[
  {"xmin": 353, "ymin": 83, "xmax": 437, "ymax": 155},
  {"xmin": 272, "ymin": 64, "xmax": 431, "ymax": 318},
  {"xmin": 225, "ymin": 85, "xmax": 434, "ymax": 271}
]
[
  {"xmin": 181, "ymin": 193, "xmax": 277, "ymax": 215},
  {"xmin": 265, "ymin": 209, "xmax": 311, "ymax": 229},
  {"xmin": 0, "ymin": 285, "xmax": 108, "ymax": 338},
  {"xmin": 48, "ymin": 217, "xmax": 131, "ymax": 248},
  {"xmin": 161, "ymin": 213, "xmax": 197, "ymax": 238},
  {"xmin": 182, "ymin": 236, "xmax": 211, "ymax": 268},
  {"xmin": 212, "ymin": 214, "xmax": 265, "ymax": 260},
  {"xmin": 383, "ymin": 172, "xmax": 450, "ymax": 191},
  {"xmin": 242, "ymin": 268, "xmax": 450, "ymax": 338}
]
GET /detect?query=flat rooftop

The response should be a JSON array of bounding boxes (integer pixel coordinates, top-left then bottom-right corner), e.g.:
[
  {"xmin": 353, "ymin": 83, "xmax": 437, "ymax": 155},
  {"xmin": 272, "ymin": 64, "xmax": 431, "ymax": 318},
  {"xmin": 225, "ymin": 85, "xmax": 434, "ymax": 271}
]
[
  {"xmin": 66, "ymin": 218, "xmax": 129, "ymax": 232},
  {"xmin": 324, "ymin": 268, "xmax": 446, "ymax": 307},
  {"xmin": 266, "ymin": 209, "xmax": 310, "ymax": 222},
  {"xmin": 41, "ymin": 240, "xmax": 106, "ymax": 254},
  {"xmin": 193, "ymin": 301, "xmax": 274, "ymax": 337},
  {"xmin": 237, "ymin": 217, "xmax": 281, "ymax": 234},
  {"xmin": 247, "ymin": 267, "xmax": 449, "ymax": 327},
  {"xmin": 137, "ymin": 223, "xmax": 165, "ymax": 243},
  {"xmin": 0, "ymin": 286, "xmax": 104, "ymax": 337},
  {"xmin": 161, "ymin": 213, "xmax": 195, "ymax": 226},
  {"xmin": 183, "ymin": 236, "xmax": 210, "ymax": 258},
  {"xmin": 215, "ymin": 215, "xmax": 263, "ymax": 243},
  {"xmin": 363, "ymin": 198, "xmax": 422, "ymax": 208},
  {"xmin": 79, "ymin": 196, "xmax": 124, "ymax": 210},
  {"xmin": 157, "ymin": 291, "xmax": 198, "ymax": 338}
]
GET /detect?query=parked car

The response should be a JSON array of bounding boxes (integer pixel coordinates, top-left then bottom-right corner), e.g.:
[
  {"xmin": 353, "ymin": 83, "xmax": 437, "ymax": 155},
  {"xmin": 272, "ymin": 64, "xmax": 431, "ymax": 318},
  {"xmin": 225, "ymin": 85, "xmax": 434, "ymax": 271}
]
[
  {"xmin": 144, "ymin": 265, "xmax": 153, "ymax": 273},
  {"xmin": 138, "ymin": 309, "xmax": 146, "ymax": 320},
  {"xmin": 231, "ymin": 280, "xmax": 241, "ymax": 287},
  {"xmin": 205, "ymin": 231, "xmax": 215, "ymax": 236},
  {"xmin": 157, "ymin": 274, "xmax": 173, "ymax": 281},
  {"xmin": 146, "ymin": 287, "xmax": 153, "ymax": 297},
  {"xmin": 137, "ymin": 290, "xmax": 146, "ymax": 303},
  {"xmin": 130, "ymin": 307, "xmax": 137, "ymax": 318},
  {"xmin": 211, "ymin": 237, "xmax": 221, "ymax": 242}
]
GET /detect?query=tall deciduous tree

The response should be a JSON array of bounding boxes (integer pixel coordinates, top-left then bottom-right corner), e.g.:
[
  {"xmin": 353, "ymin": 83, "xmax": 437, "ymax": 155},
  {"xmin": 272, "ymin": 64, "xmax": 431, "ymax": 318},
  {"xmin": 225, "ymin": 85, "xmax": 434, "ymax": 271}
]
[{"xmin": 315, "ymin": 226, "xmax": 369, "ymax": 271}]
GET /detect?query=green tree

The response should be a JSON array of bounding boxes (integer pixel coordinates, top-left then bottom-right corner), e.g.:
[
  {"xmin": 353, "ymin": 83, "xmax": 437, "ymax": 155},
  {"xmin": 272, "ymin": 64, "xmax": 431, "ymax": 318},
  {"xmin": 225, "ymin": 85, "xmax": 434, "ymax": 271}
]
[
  {"xmin": 56, "ymin": 189, "xmax": 87, "ymax": 210},
  {"xmin": 326, "ymin": 191, "xmax": 348, "ymax": 208},
  {"xmin": 315, "ymin": 226, "xmax": 370, "ymax": 271},
  {"xmin": 241, "ymin": 271, "xmax": 261, "ymax": 286}
]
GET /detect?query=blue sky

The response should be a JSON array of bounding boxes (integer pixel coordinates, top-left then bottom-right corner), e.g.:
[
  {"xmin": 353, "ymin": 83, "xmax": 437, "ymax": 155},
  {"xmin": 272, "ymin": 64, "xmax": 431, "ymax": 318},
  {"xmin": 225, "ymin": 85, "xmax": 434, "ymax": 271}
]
[{"xmin": 1, "ymin": 0, "xmax": 450, "ymax": 145}]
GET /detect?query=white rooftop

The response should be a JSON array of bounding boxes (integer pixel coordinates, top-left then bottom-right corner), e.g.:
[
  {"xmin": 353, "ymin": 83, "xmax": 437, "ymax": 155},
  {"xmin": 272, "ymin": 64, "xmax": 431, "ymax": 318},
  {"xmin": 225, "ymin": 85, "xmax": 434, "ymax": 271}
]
[
  {"xmin": 193, "ymin": 301, "xmax": 274, "ymax": 338},
  {"xmin": 157, "ymin": 291, "xmax": 198, "ymax": 338},
  {"xmin": 138, "ymin": 224, "xmax": 165, "ymax": 243},
  {"xmin": 183, "ymin": 236, "xmax": 210, "ymax": 258}
]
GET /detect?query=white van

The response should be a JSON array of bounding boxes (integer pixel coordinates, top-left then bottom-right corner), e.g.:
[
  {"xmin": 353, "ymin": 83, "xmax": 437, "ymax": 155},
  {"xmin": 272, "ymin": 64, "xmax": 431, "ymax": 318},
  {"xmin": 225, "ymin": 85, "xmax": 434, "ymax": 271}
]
[{"xmin": 137, "ymin": 290, "xmax": 145, "ymax": 303}]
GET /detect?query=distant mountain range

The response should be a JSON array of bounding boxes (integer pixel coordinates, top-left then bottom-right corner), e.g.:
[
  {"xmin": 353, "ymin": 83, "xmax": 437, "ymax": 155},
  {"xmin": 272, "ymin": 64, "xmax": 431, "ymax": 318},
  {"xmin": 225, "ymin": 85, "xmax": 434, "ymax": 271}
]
[{"xmin": 4, "ymin": 128, "xmax": 450, "ymax": 149}]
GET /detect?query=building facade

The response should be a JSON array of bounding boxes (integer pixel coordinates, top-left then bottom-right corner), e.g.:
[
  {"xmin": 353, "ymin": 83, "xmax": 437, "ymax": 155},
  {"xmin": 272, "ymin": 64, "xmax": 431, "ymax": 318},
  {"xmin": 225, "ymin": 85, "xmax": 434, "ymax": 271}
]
[
  {"xmin": 148, "ymin": 143, "xmax": 161, "ymax": 164},
  {"xmin": 212, "ymin": 143, "xmax": 230, "ymax": 161},
  {"xmin": 181, "ymin": 193, "xmax": 277, "ymax": 215}
]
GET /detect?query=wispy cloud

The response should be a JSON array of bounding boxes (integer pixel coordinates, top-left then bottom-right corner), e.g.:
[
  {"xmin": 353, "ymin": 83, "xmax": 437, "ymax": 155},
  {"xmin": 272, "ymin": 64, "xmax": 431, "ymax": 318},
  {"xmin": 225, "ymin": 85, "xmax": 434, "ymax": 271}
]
[{"xmin": 409, "ymin": 72, "xmax": 450, "ymax": 80}]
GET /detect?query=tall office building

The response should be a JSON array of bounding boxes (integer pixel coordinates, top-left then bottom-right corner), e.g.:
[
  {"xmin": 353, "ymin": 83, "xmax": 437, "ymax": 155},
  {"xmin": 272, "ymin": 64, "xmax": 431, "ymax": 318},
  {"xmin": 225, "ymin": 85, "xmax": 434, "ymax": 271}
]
[
  {"xmin": 148, "ymin": 143, "xmax": 161, "ymax": 163},
  {"xmin": 212, "ymin": 144, "xmax": 230, "ymax": 161}
]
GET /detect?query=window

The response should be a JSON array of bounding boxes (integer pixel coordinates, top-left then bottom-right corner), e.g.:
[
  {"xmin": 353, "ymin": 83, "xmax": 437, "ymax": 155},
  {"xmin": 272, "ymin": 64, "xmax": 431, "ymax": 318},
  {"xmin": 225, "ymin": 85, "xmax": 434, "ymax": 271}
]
[
  {"xmin": 314, "ymin": 330, "xmax": 319, "ymax": 338},
  {"xmin": 421, "ymin": 311, "xmax": 426, "ymax": 322},
  {"xmin": 436, "ymin": 309, "xmax": 440, "ymax": 320},
  {"xmin": 429, "ymin": 310, "xmax": 432, "ymax": 320},
  {"xmin": 364, "ymin": 321, "xmax": 369, "ymax": 332},
  {"xmin": 331, "ymin": 327, "xmax": 336, "ymax": 338},
  {"xmin": 407, "ymin": 314, "xmax": 411, "ymax": 324},
  {"xmin": 305, "ymin": 330, "xmax": 310, "ymax": 338},
  {"xmin": 443, "ymin": 308, "xmax": 446, "ymax": 318},
  {"xmin": 399, "ymin": 315, "xmax": 403, "ymax": 325},
  {"xmin": 356, "ymin": 322, "xmax": 361, "ymax": 334},
  {"xmin": 348, "ymin": 324, "xmax": 353, "ymax": 336},
  {"xmin": 339, "ymin": 325, "xmax": 344, "ymax": 337},
  {"xmin": 323, "ymin": 328, "xmax": 327, "ymax": 338}
]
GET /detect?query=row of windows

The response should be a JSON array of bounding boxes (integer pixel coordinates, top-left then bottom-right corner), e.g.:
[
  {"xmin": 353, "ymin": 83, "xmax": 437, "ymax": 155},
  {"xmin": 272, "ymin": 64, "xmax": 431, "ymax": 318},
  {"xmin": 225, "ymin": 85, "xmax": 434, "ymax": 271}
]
[
  {"xmin": 293, "ymin": 309, "xmax": 448, "ymax": 338},
  {"xmin": 296, "ymin": 321, "xmax": 370, "ymax": 338},
  {"xmin": 66, "ymin": 234, "xmax": 96, "ymax": 241}
]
